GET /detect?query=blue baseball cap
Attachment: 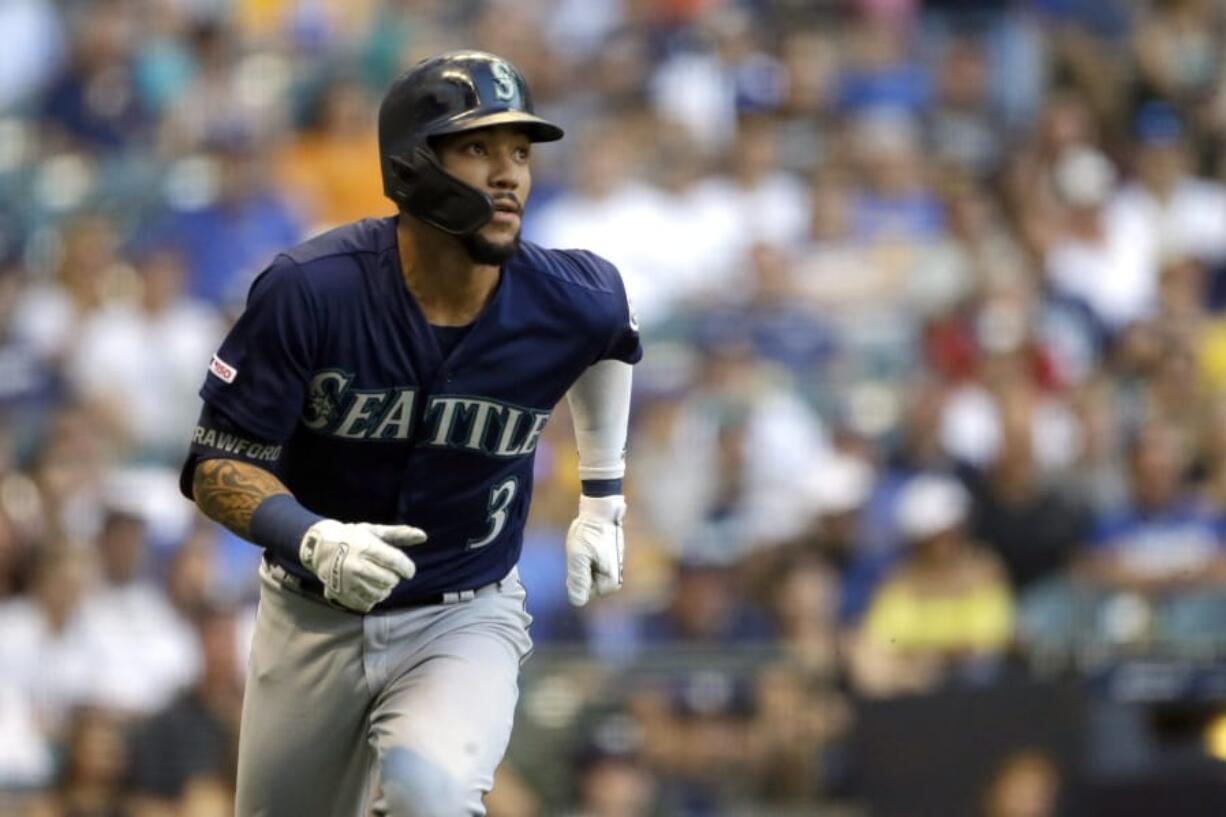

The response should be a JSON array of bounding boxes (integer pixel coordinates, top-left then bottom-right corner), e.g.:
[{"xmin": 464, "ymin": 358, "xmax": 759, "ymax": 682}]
[{"xmin": 1134, "ymin": 100, "xmax": 1185, "ymax": 145}]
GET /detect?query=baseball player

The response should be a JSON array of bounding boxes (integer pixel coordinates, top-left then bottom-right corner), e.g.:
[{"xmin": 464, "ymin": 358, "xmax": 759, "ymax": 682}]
[{"xmin": 178, "ymin": 51, "xmax": 640, "ymax": 817}]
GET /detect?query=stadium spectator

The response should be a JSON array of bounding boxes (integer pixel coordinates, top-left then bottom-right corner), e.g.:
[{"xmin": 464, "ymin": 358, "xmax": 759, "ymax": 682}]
[
  {"xmin": 1079, "ymin": 419, "xmax": 1226, "ymax": 599},
  {"xmin": 1026, "ymin": 416, "xmax": 1226, "ymax": 653},
  {"xmin": 1043, "ymin": 146, "xmax": 1154, "ymax": 332},
  {"xmin": 979, "ymin": 750, "xmax": 1062, "ymax": 817},
  {"xmin": 156, "ymin": 19, "xmax": 285, "ymax": 155},
  {"xmin": 67, "ymin": 246, "xmax": 222, "ymax": 464},
  {"xmin": 0, "ymin": 546, "xmax": 95, "ymax": 788},
  {"xmin": 29, "ymin": 404, "xmax": 110, "ymax": 543},
  {"xmin": 1133, "ymin": 0, "xmax": 1221, "ymax": 104},
  {"xmin": 850, "ymin": 474, "xmax": 1015, "ymax": 696},
  {"xmin": 835, "ymin": 5, "xmax": 929, "ymax": 117},
  {"xmin": 154, "ymin": 131, "xmax": 302, "ymax": 308},
  {"xmin": 77, "ymin": 510, "xmax": 198, "ymax": 716},
  {"xmin": 748, "ymin": 664, "xmax": 851, "ymax": 804},
  {"xmin": 0, "ymin": 256, "xmax": 61, "ymax": 447},
  {"xmin": 633, "ymin": 337, "xmax": 828, "ymax": 557},
  {"xmin": 638, "ymin": 557, "xmax": 774, "ymax": 649},
  {"xmin": 764, "ymin": 553, "xmax": 842, "ymax": 679},
  {"xmin": 625, "ymin": 119, "xmax": 743, "ymax": 305},
  {"xmin": 39, "ymin": 0, "xmax": 148, "ymax": 153},
  {"xmin": 1112, "ymin": 101, "xmax": 1226, "ymax": 281},
  {"xmin": 929, "ymin": 36, "xmax": 1002, "ymax": 178},
  {"xmin": 632, "ymin": 672, "xmax": 758, "ymax": 813},
  {"xmin": 12, "ymin": 213, "xmax": 124, "ymax": 366},
  {"xmin": 128, "ymin": 604, "xmax": 241, "ymax": 816},
  {"xmin": 24, "ymin": 707, "xmax": 132, "ymax": 817},
  {"xmin": 966, "ymin": 407, "xmax": 1091, "ymax": 591},
  {"xmin": 274, "ymin": 77, "xmax": 390, "ymax": 227},
  {"xmin": 754, "ymin": 450, "xmax": 889, "ymax": 626},
  {"xmin": 690, "ymin": 115, "xmax": 811, "ymax": 255},
  {"xmin": 564, "ymin": 719, "xmax": 658, "ymax": 817},
  {"xmin": 847, "ymin": 108, "xmax": 944, "ymax": 245}
]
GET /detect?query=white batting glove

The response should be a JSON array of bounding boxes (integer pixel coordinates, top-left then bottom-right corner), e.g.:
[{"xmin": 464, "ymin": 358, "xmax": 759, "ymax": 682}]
[
  {"xmin": 565, "ymin": 495, "xmax": 625, "ymax": 607},
  {"xmin": 299, "ymin": 520, "xmax": 428, "ymax": 613}
]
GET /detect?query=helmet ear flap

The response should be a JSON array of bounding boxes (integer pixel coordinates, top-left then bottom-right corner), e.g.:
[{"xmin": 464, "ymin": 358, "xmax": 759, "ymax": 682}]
[{"xmin": 388, "ymin": 147, "xmax": 495, "ymax": 235}]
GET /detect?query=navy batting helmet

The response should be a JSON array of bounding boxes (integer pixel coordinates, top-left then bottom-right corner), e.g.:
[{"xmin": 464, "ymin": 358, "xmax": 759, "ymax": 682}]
[{"xmin": 378, "ymin": 51, "xmax": 563, "ymax": 235}]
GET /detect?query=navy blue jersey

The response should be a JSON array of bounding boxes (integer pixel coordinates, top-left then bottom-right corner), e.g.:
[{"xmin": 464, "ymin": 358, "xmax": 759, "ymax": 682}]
[{"xmin": 183, "ymin": 216, "xmax": 641, "ymax": 600}]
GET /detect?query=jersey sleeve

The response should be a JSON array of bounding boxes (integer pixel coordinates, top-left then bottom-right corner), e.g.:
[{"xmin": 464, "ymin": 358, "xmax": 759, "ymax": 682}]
[
  {"xmin": 178, "ymin": 403, "xmax": 286, "ymax": 500},
  {"xmin": 599, "ymin": 259, "xmax": 643, "ymax": 365},
  {"xmin": 199, "ymin": 254, "xmax": 318, "ymax": 442}
]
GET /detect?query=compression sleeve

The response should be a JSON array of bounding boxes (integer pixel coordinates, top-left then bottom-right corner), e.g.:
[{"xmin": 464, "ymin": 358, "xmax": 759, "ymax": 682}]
[{"xmin": 566, "ymin": 360, "xmax": 633, "ymax": 493}]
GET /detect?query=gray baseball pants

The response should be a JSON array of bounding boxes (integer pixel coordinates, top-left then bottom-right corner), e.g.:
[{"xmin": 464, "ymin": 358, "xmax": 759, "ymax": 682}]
[{"xmin": 234, "ymin": 561, "xmax": 533, "ymax": 817}]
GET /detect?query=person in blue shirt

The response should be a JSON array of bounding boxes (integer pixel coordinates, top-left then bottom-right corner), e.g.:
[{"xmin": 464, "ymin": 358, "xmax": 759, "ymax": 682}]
[
  {"xmin": 179, "ymin": 51, "xmax": 640, "ymax": 817},
  {"xmin": 159, "ymin": 130, "xmax": 304, "ymax": 307},
  {"xmin": 1081, "ymin": 420, "xmax": 1226, "ymax": 595}
]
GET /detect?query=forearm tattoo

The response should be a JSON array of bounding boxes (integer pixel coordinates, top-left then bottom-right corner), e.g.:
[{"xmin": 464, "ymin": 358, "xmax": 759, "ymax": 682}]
[{"xmin": 193, "ymin": 458, "xmax": 290, "ymax": 539}]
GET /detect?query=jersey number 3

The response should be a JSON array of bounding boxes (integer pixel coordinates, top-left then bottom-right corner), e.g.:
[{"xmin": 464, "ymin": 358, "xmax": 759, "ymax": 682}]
[{"xmin": 468, "ymin": 478, "xmax": 518, "ymax": 549}]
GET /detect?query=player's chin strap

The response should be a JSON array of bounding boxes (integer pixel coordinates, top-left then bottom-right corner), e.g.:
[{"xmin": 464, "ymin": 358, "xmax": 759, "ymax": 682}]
[{"xmin": 388, "ymin": 148, "xmax": 495, "ymax": 235}]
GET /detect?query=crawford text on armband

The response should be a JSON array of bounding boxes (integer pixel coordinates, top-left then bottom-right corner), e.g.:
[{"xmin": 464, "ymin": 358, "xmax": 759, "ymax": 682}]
[{"xmin": 191, "ymin": 426, "xmax": 283, "ymax": 462}]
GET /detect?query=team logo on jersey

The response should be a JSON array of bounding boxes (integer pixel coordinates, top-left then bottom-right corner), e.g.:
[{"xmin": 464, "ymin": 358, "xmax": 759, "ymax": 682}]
[
  {"xmin": 303, "ymin": 370, "xmax": 346, "ymax": 430},
  {"xmin": 301, "ymin": 370, "xmax": 551, "ymax": 457},
  {"xmin": 209, "ymin": 354, "xmax": 238, "ymax": 384}
]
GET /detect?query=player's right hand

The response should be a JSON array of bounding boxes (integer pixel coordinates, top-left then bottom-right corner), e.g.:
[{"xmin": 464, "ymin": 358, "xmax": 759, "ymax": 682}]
[{"xmin": 299, "ymin": 520, "xmax": 427, "ymax": 613}]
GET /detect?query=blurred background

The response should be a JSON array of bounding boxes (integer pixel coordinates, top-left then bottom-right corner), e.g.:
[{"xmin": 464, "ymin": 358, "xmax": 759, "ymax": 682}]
[{"xmin": 6, "ymin": 0, "xmax": 1226, "ymax": 814}]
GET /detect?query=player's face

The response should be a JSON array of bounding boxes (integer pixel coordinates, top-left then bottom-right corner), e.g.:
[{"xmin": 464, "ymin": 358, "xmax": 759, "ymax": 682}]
[{"xmin": 435, "ymin": 125, "xmax": 533, "ymax": 261}]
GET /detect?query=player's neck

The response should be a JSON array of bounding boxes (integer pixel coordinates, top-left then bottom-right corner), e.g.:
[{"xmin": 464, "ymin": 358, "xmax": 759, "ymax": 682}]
[{"xmin": 396, "ymin": 218, "xmax": 500, "ymax": 326}]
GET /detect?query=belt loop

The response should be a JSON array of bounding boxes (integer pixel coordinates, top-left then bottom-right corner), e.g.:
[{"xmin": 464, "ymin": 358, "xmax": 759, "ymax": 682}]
[
  {"xmin": 441, "ymin": 588, "xmax": 478, "ymax": 605},
  {"xmin": 265, "ymin": 560, "xmax": 302, "ymax": 592}
]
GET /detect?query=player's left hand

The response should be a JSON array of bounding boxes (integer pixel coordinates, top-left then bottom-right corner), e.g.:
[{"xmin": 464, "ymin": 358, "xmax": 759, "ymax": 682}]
[{"xmin": 565, "ymin": 494, "xmax": 625, "ymax": 607}]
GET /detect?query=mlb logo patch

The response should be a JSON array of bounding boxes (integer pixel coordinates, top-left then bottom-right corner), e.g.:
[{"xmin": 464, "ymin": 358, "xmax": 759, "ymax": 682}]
[{"xmin": 209, "ymin": 354, "xmax": 238, "ymax": 384}]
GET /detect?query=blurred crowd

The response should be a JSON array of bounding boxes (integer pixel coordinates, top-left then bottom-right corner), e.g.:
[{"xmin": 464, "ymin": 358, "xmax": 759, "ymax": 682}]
[{"xmin": 3, "ymin": 0, "xmax": 1226, "ymax": 814}]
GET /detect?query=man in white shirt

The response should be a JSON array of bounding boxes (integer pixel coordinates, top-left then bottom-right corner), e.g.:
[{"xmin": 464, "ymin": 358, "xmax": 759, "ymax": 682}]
[
  {"xmin": 77, "ymin": 509, "xmax": 200, "ymax": 715},
  {"xmin": 1112, "ymin": 101, "xmax": 1226, "ymax": 285},
  {"xmin": 68, "ymin": 246, "xmax": 223, "ymax": 464}
]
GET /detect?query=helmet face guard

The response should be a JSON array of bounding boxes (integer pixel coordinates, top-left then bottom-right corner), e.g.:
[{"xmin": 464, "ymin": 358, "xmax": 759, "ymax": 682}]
[
  {"xmin": 378, "ymin": 51, "xmax": 564, "ymax": 235},
  {"xmin": 388, "ymin": 149, "xmax": 493, "ymax": 236}
]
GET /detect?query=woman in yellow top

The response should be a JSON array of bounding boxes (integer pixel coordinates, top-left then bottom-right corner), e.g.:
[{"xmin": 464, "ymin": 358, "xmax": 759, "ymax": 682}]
[{"xmin": 850, "ymin": 474, "xmax": 1015, "ymax": 697}]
